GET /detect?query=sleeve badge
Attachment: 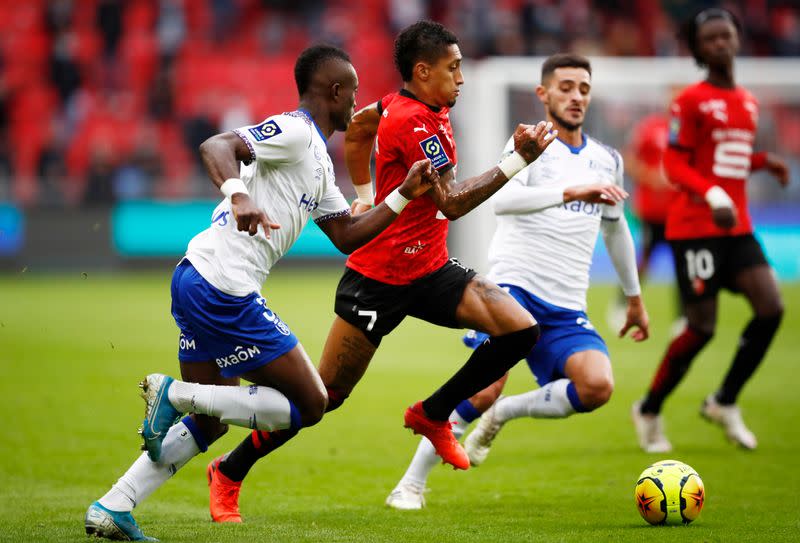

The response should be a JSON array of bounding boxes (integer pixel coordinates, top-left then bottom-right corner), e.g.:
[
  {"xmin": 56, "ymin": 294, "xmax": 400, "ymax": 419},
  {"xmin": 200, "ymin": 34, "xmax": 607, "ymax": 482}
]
[
  {"xmin": 249, "ymin": 120, "xmax": 282, "ymax": 142},
  {"xmin": 668, "ymin": 116, "xmax": 681, "ymax": 145},
  {"xmin": 418, "ymin": 134, "xmax": 451, "ymax": 170}
]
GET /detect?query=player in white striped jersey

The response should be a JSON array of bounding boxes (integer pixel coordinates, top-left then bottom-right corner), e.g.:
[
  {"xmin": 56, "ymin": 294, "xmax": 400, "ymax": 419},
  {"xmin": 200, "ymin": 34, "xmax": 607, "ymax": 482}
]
[
  {"xmin": 85, "ymin": 45, "xmax": 436, "ymax": 540},
  {"xmin": 386, "ymin": 53, "xmax": 650, "ymax": 510}
]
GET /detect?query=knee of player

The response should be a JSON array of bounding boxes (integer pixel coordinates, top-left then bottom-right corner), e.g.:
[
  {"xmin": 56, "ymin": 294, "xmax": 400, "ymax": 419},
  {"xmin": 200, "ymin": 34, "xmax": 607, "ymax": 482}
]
[
  {"xmin": 500, "ymin": 324, "xmax": 540, "ymax": 359},
  {"xmin": 526, "ymin": 323, "xmax": 541, "ymax": 347},
  {"xmin": 576, "ymin": 376, "xmax": 614, "ymax": 411},
  {"xmin": 757, "ymin": 302, "xmax": 784, "ymax": 321},
  {"xmin": 687, "ymin": 319, "xmax": 716, "ymax": 338},
  {"xmin": 293, "ymin": 388, "xmax": 328, "ymax": 428}
]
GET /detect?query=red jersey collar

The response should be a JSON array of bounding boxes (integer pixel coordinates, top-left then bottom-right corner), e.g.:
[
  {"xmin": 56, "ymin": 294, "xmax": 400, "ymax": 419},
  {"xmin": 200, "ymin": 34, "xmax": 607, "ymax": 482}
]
[{"xmin": 399, "ymin": 89, "xmax": 443, "ymax": 113}]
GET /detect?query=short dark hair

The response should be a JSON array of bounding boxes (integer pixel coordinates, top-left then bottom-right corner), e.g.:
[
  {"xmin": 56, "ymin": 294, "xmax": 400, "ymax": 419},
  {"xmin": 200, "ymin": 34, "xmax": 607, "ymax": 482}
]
[
  {"xmin": 394, "ymin": 20, "xmax": 459, "ymax": 82},
  {"xmin": 541, "ymin": 53, "xmax": 592, "ymax": 83},
  {"xmin": 294, "ymin": 44, "xmax": 351, "ymax": 96},
  {"xmin": 679, "ymin": 7, "xmax": 742, "ymax": 67}
]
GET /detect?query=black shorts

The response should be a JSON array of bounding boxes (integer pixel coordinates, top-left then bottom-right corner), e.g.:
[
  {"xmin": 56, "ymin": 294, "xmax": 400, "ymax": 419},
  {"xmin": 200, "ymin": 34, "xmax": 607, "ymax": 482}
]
[
  {"xmin": 670, "ymin": 234, "xmax": 769, "ymax": 303},
  {"xmin": 640, "ymin": 221, "xmax": 666, "ymax": 252},
  {"xmin": 334, "ymin": 258, "xmax": 478, "ymax": 346}
]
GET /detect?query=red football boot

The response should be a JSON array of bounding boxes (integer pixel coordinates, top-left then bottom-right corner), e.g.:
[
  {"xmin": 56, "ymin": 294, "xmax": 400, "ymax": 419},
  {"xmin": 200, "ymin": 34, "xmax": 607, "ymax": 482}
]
[
  {"xmin": 207, "ymin": 456, "xmax": 243, "ymax": 523},
  {"xmin": 404, "ymin": 401, "xmax": 470, "ymax": 470}
]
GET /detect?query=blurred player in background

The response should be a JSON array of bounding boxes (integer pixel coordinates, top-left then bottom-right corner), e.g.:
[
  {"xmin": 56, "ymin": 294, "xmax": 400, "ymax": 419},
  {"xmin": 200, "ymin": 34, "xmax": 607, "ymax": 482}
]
[
  {"xmin": 203, "ymin": 19, "xmax": 556, "ymax": 521},
  {"xmin": 632, "ymin": 8, "xmax": 790, "ymax": 453},
  {"xmin": 609, "ymin": 96, "xmax": 683, "ymax": 332},
  {"xmin": 84, "ymin": 44, "xmax": 437, "ymax": 540},
  {"xmin": 386, "ymin": 53, "xmax": 650, "ymax": 509},
  {"xmin": 627, "ymin": 104, "xmax": 677, "ymax": 285}
]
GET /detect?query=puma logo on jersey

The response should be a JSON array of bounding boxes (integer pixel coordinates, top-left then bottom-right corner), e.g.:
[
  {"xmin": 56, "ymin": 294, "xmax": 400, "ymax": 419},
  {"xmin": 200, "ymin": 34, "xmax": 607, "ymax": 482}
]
[{"xmin": 413, "ymin": 124, "xmax": 429, "ymax": 134}]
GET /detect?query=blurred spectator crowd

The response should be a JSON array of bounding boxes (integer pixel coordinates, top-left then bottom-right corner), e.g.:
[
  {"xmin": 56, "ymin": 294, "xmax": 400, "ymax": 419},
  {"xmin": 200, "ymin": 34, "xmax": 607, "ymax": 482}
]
[{"xmin": 0, "ymin": 0, "xmax": 798, "ymax": 207}]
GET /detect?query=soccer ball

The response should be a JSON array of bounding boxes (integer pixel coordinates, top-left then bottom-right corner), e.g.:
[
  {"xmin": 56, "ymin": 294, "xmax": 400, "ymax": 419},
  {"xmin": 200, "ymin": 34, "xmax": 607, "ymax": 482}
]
[{"xmin": 634, "ymin": 460, "xmax": 705, "ymax": 525}]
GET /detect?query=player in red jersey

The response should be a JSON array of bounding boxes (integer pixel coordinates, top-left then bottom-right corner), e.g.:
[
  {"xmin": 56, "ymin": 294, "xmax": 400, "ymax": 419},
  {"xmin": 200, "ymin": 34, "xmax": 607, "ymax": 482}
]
[
  {"xmin": 330, "ymin": 21, "xmax": 554, "ymax": 469},
  {"xmin": 201, "ymin": 20, "xmax": 556, "ymax": 520},
  {"xmin": 609, "ymin": 108, "xmax": 682, "ymax": 330},
  {"xmin": 627, "ymin": 113, "xmax": 677, "ymax": 287},
  {"xmin": 632, "ymin": 8, "xmax": 789, "ymax": 453}
]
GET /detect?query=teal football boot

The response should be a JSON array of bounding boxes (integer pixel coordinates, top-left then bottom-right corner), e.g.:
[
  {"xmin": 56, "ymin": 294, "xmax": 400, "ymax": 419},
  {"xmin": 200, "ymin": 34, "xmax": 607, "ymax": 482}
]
[
  {"xmin": 139, "ymin": 374, "xmax": 181, "ymax": 462},
  {"xmin": 84, "ymin": 501, "xmax": 158, "ymax": 541}
]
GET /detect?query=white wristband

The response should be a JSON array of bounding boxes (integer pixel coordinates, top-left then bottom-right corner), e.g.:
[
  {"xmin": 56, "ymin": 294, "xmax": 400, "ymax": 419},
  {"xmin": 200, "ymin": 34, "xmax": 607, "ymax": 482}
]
[
  {"xmin": 384, "ymin": 188, "xmax": 410, "ymax": 214},
  {"xmin": 497, "ymin": 151, "xmax": 529, "ymax": 180},
  {"xmin": 704, "ymin": 185, "xmax": 734, "ymax": 210},
  {"xmin": 353, "ymin": 182, "xmax": 374, "ymax": 206},
  {"xmin": 220, "ymin": 178, "xmax": 249, "ymax": 200}
]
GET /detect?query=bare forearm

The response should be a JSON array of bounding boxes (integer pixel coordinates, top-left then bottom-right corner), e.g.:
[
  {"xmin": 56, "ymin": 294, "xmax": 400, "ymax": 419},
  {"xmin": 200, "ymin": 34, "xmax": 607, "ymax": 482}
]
[
  {"xmin": 199, "ymin": 132, "xmax": 251, "ymax": 189},
  {"xmin": 344, "ymin": 104, "xmax": 381, "ymax": 186},
  {"xmin": 345, "ymin": 141, "xmax": 374, "ymax": 188},
  {"xmin": 433, "ymin": 167, "xmax": 509, "ymax": 220},
  {"xmin": 321, "ymin": 204, "xmax": 399, "ymax": 254}
]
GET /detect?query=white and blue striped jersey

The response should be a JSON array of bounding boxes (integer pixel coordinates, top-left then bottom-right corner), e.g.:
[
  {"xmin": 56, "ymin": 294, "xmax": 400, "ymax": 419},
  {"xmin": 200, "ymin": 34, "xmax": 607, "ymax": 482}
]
[
  {"xmin": 186, "ymin": 110, "xmax": 350, "ymax": 297},
  {"xmin": 487, "ymin": 135, "xmax": 624, "ymax": 311}
]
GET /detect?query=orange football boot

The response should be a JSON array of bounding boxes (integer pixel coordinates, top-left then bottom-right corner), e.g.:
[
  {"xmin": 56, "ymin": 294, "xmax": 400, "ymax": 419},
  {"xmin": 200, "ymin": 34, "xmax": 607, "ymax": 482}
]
[
  {"xmin": 404, "ymin": 401, "xmax": 470, "ymax": 470},
  {"xmin": 207, "ymin": 456, "xmax": 243, "ymax": 523}
]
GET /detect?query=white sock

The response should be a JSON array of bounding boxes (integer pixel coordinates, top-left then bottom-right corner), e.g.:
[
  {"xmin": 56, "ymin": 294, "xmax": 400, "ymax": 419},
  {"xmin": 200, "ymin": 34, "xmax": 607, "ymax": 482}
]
[
  {"xmin": 98, "ymin": 420, "xmax": 200, "ymax": 512},
  {"xmin": 399, "ymin": 411, "xmax": 471, "ymax": 487},
  {"xmin": 168, "ymin": 381, "xmax": 294, "ymax": 431},
  {"xmin": 495, "ymin": 379, "xmax": 576, "ymax": 422}
]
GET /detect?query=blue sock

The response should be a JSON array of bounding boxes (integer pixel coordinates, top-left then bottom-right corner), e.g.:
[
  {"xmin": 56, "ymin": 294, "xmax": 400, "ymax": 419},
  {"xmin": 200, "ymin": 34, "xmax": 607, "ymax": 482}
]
[
  {"xmin": 181, "ymin": 415, "xmax": 209, "ymax": 452},
  {"xmin": 288, "ymin": 401, "xmax": 303, "ymax": 431},
  {"xmin": 566, "ymin": 382, "xmax": 589, "ymax": 413},
  {"xmin": 455, "ymin": 399, "xmax": 481, "ymax": 423}
]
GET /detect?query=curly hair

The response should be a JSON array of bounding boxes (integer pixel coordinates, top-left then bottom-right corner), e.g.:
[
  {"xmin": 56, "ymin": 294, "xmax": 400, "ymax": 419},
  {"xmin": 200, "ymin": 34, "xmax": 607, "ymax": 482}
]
[{"xmin": 394, "ymin": 20, "xmax": 459, "ymax": 82}]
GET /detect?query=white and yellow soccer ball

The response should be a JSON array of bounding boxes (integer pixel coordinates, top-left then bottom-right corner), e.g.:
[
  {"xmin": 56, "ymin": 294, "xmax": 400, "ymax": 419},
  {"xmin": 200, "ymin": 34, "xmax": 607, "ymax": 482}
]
[{"xmin": 634, "ymin": 459, "xmax": 705, "ymax": 525}]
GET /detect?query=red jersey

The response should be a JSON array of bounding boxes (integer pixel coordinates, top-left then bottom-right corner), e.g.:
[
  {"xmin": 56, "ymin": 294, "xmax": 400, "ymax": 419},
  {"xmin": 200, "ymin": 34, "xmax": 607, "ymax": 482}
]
[
  {"xmin": 630, "ymin": 114, "xmax": 678, "ymax": 225},
  {"xmin": 665, "ymin": 81, "xmax": 759, "ymax": 240},
  {"xmin": 346, "ymin": 90, "xmax": 456, "ymax": 285}
]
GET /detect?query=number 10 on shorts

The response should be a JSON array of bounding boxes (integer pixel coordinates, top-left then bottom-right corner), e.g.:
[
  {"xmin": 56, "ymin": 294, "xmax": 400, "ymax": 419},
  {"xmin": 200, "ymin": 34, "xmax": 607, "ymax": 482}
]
[
  {"xmin": 685, "ymin": 249, "xmax": 715, "ymax": 280},
  {"xmin": 358, "ymin": 310, "xmax": 377, "ymax": 332}
]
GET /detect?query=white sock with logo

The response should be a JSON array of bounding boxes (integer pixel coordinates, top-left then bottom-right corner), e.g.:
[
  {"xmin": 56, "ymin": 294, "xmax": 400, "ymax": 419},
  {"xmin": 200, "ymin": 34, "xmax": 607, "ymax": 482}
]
[
  {"xmin": 494, "ymin": 379, "xmax": 576, "ymax": 422},
  {"xmin": 399, "ymin": 410, "xmax": 471, "ymax": 487},
  {"xmin": 168, "ymin": 381, "xmax": 296, "ymax": 431},
  {"xmin": 98, "ymin": 420, "xmax": 200, "ymax": 512}
]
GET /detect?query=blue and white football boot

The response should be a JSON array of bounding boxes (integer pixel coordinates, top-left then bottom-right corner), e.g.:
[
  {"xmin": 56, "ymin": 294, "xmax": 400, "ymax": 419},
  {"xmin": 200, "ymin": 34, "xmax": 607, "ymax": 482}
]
[
  {"xmin": 139, "ymin": 373, "xmax": 181, "ymax": 462},
  {"xmin": 84, "ymin": 501, "xmax": 158, "ymax": 541}
]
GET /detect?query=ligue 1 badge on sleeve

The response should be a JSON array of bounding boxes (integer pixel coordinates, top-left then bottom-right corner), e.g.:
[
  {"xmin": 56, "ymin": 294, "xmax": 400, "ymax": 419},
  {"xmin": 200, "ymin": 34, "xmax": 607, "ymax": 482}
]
[
  {"xmin": 668, "ymin": 116, "xmax": 681, "ymax": 145},
  {"xmin": 249, "ymin": 120, "xmax": 283, "ymax": 142},
  {"xmin": 419, "ymin": 134, "xmax": 451, "ymax": 170}
]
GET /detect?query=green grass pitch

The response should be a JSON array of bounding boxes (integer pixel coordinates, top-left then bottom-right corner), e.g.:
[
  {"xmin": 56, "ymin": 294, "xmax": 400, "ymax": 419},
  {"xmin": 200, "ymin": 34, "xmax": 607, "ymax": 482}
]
[{"xmin": 1, "ymin": 267, "xmax": 798, "ymax": 542}]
